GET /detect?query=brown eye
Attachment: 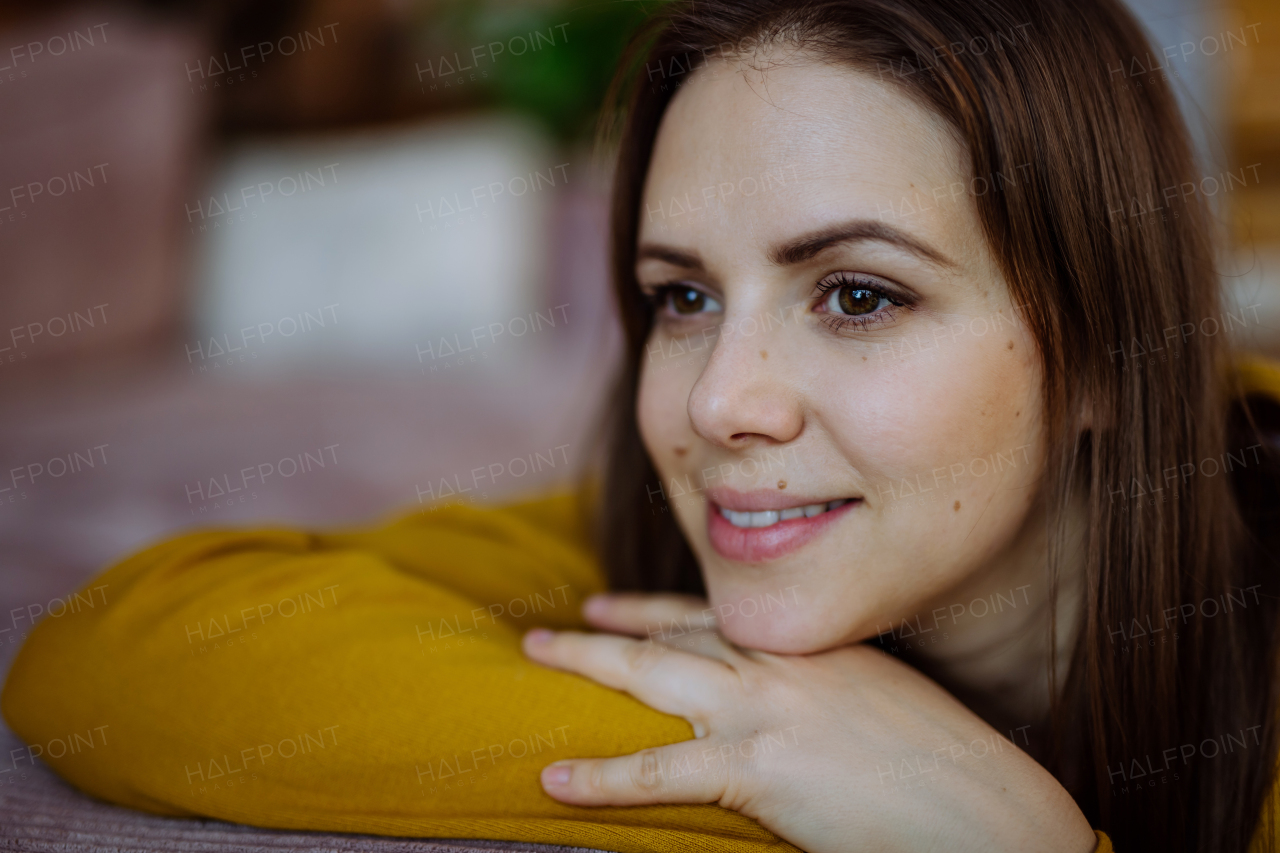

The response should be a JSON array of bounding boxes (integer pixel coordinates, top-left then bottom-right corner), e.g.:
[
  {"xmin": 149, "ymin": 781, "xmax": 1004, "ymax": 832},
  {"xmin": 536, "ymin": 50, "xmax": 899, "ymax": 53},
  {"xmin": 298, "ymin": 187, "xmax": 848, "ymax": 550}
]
[
  {"xmin": 648, "ymin": 283, "xmax": 722, "ymax": 318},
  {"xmin": 817, "ymin": 273, "xmax": 907, "ymax": 329},
  {"xmin": 835, "ymin": 287, "xmax": 883, "ymax": 315},
  {"xmin": 669, "ymin": 286, "xmax": 711, "ymax": 314}
]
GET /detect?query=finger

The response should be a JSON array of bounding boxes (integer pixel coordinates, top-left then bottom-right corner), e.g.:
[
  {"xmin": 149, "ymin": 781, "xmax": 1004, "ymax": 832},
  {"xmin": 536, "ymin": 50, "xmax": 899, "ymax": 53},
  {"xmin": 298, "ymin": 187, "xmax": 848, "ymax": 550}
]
[
  {"xmin": 583, "ymin": 593, "xmax": 714, "ymax": 638},
  {"xmin": 522, "ymin": 629, "xmax": 728, "ymax": 719},
  {"xmin": 540, "ymin": 741, "xmax": 730, "ymax": 807},
  {"xmin": 659, "ymin": 627, "xmax": 743, "ymax": 663},
  {"xmin": 583, "ymin": 594, "xmax": 743, "ymax": 665}
]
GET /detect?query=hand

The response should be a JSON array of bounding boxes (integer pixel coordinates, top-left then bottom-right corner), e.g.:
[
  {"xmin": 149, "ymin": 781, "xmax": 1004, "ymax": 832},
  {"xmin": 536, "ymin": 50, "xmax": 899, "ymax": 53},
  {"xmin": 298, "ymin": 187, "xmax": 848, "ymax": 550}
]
[{"xmin": 521, "ymin": 593, "xmax": 1097, "ymax": 853}]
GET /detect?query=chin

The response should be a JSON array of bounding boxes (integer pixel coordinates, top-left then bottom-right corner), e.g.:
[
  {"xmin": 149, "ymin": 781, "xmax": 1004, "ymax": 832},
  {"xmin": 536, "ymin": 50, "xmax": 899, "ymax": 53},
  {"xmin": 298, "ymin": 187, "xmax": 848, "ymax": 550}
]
[{"xmin": 707, "ymin": 581, "xmax": 853, "ymax": 654}]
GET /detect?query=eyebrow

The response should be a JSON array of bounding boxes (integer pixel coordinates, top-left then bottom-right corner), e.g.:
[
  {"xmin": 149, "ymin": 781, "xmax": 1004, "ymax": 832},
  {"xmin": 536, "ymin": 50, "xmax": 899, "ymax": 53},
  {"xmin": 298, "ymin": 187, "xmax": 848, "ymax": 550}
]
[
  {"xmin": 769, "ymin": 219, "xmax": 957, "ymax": 269},
  {"xmin": 636, "ymin": 218, "xmax": 957, "ymax": 273},
  {"xmin": 636, "ymin": 244, "xmax": 704, "ymax": 270}
]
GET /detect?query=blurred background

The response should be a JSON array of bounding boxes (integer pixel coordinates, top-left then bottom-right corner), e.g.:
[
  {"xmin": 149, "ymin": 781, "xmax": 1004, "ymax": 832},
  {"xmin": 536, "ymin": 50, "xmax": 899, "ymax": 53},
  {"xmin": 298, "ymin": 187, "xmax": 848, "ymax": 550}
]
[
  {"xmin": 0, "ymin": 0, "xmax": 1276, "ymax": 708},
  {"xmin": 0, "ymin": 0, "xmax": 659, "ymax": 607}
]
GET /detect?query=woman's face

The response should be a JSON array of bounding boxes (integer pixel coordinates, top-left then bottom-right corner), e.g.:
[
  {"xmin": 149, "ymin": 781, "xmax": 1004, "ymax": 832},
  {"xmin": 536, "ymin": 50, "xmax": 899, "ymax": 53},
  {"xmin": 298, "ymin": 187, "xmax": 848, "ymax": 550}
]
[{"xmin": 635, "ymin": 55, "xmax": 1046, "ymax": 655}]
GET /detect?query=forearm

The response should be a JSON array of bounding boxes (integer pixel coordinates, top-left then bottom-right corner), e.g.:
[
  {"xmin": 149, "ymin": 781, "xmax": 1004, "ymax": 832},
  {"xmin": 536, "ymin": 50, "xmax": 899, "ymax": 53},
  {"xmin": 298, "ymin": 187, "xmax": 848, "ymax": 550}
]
[{"xmin": 1, "ymin": 512, "xmax": 791, "ymax": 852}]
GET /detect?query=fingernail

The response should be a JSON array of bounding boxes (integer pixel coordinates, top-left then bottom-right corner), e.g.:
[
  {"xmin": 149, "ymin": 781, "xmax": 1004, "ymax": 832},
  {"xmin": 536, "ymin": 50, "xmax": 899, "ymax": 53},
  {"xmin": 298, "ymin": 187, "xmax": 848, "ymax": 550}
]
[
  {"xmin": 583, "ymin": 595, "xmax": 610, "ymax": 618},
  {"xmin": 542, "ymin": 762, "xmax": 572, "ymax": 786},
  {"xmin": 525, "ymin": 628, "xmax": 554, "ymax": 644}
]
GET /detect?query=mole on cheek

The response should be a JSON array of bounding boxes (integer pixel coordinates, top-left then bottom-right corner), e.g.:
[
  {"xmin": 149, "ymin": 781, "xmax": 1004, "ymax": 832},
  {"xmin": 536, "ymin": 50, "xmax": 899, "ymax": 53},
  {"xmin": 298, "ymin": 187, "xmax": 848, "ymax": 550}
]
[
  {"xmin": 954, "ymin": 500, "xmax": 961, "ymax": 511},
  {"xmin": 1007, "ymin": 340, "xmax": 1015, "ymax": 350},
  {"xmin": 760, "ymin": 350, "xmax": 768, "ymax": 360},
  {"xmin": 674, "ymin": 447, "xmax": 688, "ymax": 457}
]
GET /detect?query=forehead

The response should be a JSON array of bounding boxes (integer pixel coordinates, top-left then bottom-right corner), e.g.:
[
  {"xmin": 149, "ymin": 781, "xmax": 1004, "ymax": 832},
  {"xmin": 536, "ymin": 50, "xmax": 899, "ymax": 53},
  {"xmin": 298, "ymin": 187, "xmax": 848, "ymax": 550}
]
[{"xmin": 639, "ymin": 55, "xmax": 982, "ymax": 263}]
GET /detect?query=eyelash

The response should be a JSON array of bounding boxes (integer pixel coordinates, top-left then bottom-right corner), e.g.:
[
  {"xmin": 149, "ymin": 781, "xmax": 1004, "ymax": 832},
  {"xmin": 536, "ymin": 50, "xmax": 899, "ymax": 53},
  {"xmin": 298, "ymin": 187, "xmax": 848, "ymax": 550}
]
[
  {"xmin": 643, "ymin": 272, "xmax": 911, "ymax": 332},
  {"xmin": 813, "ymin": 271, "xmax": 909, "ymax": 332}
]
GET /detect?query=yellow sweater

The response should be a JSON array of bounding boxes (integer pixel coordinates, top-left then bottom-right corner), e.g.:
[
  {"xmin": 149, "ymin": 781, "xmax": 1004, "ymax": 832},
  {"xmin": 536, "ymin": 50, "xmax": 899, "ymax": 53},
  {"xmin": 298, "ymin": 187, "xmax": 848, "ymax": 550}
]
[
  {"xmin": 5, "ymin": 358, "xmax": 1279, "ymax": 853},
  {"xmin": 2, "ymin": 492, "xmax": 801, "ymax": 852}
]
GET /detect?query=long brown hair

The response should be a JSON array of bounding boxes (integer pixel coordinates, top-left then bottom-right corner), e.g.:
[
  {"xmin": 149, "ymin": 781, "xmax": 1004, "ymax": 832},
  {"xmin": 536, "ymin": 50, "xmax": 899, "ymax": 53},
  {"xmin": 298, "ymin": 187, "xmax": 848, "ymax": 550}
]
[{"xmin": 595, "ymin": 0, "xmax": 1280, "ymax": 849}]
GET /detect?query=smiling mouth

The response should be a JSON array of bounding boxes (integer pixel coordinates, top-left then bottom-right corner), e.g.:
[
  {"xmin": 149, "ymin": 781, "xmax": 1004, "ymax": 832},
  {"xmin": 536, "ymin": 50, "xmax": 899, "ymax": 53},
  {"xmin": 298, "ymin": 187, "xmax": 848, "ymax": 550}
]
[
  {"xmin": 706, "ymin": 494, "xmax": 861, "ymax": 562},
  {"xmin": 718, "ymin": 499, "xmax": 852, "ymax": 529}
]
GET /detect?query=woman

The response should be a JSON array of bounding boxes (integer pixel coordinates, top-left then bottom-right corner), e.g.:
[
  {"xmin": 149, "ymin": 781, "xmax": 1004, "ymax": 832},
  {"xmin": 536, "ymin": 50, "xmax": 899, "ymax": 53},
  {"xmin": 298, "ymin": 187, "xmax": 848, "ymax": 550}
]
[{"xmin": 4, "ymin": 0, "xmax": 1278, "ymax": 851}]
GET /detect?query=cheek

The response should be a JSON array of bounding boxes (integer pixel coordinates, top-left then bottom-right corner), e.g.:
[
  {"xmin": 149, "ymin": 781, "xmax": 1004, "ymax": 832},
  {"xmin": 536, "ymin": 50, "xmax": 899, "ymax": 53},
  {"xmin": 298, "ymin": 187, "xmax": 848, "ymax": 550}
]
[
  {"xmin": 637, "ymin": 345, "xmax": 718, "ymax": 550},
  {"xmin": 826, "ymin": 328, "xmax": 1042, "ymax": 499},
  {"xmin": 636, "ymin": 345, "xmax": 704, "ymax": 469},
  {"xmin": 792, "ymin": 330, "xmax": 1045, "ymax": 640}
]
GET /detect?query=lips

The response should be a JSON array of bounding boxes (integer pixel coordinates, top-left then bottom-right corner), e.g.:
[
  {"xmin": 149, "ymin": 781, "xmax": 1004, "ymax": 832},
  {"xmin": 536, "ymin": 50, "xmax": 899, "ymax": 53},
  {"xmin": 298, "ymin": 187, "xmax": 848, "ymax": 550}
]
[{"xmin": 706, "ymin": 489, "xmax": 860, "ymax": 563}]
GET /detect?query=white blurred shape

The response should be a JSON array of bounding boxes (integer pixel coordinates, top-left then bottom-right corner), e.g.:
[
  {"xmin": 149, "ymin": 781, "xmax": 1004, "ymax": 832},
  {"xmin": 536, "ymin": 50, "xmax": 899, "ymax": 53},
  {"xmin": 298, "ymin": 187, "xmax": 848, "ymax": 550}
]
[{"xmin": 191, "ymin": 113, "xmax": 555, "ymax": 363}]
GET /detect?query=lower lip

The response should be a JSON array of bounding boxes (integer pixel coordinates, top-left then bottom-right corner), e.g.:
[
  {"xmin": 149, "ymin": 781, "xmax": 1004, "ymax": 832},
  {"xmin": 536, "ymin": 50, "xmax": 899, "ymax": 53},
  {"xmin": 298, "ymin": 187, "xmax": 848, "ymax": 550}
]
[{"xmin": 706, "ymin": 500, "xmax": 859, "ymax": 563}]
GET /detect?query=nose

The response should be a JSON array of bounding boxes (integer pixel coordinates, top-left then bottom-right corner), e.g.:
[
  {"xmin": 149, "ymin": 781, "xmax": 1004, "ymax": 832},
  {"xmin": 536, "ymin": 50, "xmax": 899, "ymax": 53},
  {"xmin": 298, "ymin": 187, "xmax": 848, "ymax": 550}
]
[{"xmin": 687, "ymin": 322, "xmax": 804, "ymax": 450}]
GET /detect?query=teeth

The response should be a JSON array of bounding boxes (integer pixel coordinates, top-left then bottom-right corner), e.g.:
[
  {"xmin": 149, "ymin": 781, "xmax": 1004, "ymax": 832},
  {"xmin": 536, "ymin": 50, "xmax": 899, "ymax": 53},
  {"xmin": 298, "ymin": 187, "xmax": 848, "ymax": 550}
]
[{"xmin": 721, "ymin": 500, "xmax": 852, "ymax": 529}]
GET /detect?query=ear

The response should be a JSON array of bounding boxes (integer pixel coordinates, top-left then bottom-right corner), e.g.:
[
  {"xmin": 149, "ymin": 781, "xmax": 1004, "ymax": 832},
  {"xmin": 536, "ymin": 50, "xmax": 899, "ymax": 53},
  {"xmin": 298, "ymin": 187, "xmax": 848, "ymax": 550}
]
[
  {"xmin": 1079, "ymin": 393, "xmax": 1093, "ymax": 432},
  {"xmin": 1074, "ymin": 375, "xmax": 1100, "ymax": 434},
  {"xmin": 1075, "ymin": 371, "xmax": 1116, "ymax": 432}
]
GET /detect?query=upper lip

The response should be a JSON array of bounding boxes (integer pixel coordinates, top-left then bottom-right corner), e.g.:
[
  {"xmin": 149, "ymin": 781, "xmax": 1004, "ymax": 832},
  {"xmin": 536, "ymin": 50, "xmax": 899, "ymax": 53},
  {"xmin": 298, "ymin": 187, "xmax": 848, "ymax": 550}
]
[{"xmin": 706, "ymin": 487, "xmax": 861, "ymax": 512}]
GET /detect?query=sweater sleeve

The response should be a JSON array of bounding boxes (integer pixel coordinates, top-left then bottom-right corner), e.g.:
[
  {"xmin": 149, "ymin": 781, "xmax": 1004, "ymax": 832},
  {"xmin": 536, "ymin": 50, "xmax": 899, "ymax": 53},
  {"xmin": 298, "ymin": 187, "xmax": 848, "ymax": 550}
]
[{"xmin": 1, "ymin": 493, "xmax": 797, "ymax": 853}]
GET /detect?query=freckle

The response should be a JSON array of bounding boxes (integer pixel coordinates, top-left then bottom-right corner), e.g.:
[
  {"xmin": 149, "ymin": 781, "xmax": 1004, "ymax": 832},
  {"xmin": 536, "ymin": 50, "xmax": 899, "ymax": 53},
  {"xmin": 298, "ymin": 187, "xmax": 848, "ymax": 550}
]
[
  {"xmin": 862, "ymin": 356, "xmax": 867, "ymax": 362},
  {"xmin": 954, "ymin": 500, "xmax": 961, "ymax": 511},
  {"xmin": 1007, "ymin": 340, "xmax": 1014, "ymax": 350},
  {"xmin": 674, "ymin": 447, "xmax": 687, "ymax": 457},
  {"xmin": 777, "ymin": 480, "xmax": 787, "ymax": 489},
  {"xmin": 760, "ymin": 350, "xmax": 768, "ymax": 360},
  {"xmin": 1015, "ymin": 410, "xmax": 1021, "ymax": 417}
]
